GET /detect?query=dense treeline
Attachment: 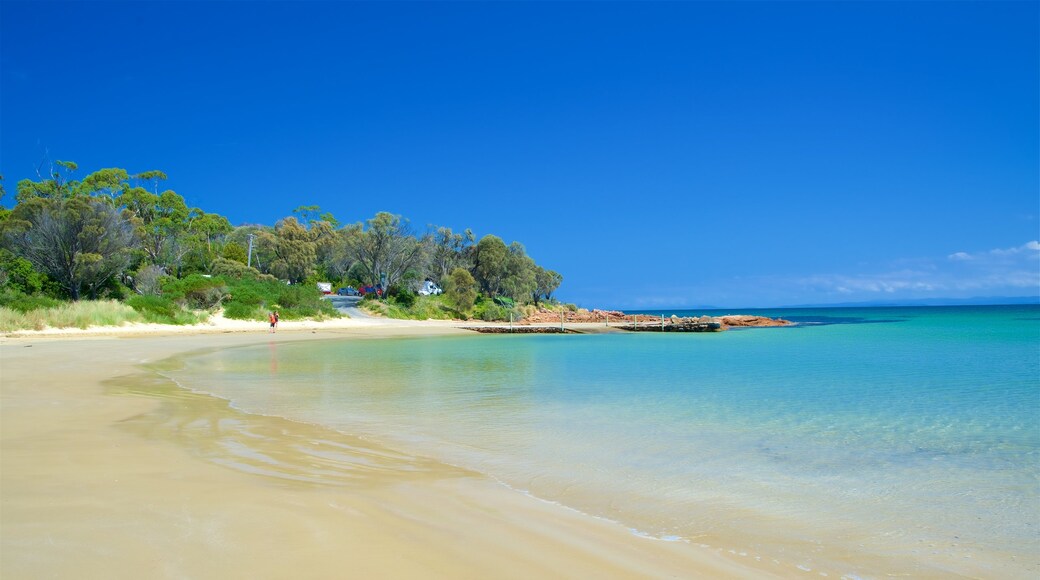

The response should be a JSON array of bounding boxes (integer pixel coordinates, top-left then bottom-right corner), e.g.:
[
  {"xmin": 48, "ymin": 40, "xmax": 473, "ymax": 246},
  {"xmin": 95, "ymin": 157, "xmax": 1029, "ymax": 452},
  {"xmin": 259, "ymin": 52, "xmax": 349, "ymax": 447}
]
[{"xmin": 0, "ymin": 163, "xmax": 562, "ymax": 323}]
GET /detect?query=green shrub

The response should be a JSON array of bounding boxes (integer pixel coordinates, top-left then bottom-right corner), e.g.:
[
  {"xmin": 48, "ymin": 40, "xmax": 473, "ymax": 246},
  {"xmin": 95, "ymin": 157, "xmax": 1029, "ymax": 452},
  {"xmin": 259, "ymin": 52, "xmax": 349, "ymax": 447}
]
[
  {"xmin": 162, "ymin": 274, "xmax": 227, "ymax": 309},
  {"xmin": 127, "ymin": 294, "xmax": 179, "ymax": 319},
  {"xmin": 0, "ymin": 250, "xmax": 46, "ymax": 295},
  {"xmin": 389, "ymin": 287, "xmax": 417, "ymax": 308},
  {"xmin": 223, "ymin": 301, "xmax": 261, "ymax": 320},
  {"xmin": 479, "ymin": 302, "xmax": 509, "ymax": 322},
  {"xmin": 220, "ymin": 277, "xmax": 339, "ymax": 321},
  {"xmin": 209, "ymin": 257, "xmax": 276, "ymax": 281},
  {"xmin": 0, "ymin": 288, "xmax": 62, "ymax": 313}
]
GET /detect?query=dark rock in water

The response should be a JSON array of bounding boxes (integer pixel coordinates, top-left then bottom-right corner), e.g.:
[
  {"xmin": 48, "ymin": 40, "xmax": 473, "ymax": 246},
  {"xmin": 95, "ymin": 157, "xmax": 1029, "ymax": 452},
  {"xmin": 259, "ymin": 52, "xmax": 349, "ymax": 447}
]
[
  {"xmin": 464, "ymin": 326, "xmax": 574, "ymax": 334},
  {"xmin": 619, "ymin": 321, "xmax": 722, "ymax": 333}
]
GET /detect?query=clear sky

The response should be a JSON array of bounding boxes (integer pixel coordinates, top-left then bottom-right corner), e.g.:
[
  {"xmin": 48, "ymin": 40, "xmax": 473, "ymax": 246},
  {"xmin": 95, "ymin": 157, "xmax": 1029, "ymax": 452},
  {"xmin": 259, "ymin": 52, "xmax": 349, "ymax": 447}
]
[{"xmin": 2, "ymin": 1, "xmax": 1037, "ymax": 308}]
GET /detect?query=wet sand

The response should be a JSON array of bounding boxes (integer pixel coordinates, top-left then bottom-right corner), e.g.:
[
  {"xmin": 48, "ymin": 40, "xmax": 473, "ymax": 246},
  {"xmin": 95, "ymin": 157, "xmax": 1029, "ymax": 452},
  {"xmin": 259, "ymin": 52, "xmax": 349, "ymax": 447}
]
[{"xmin": 1, "ymin": 326, "xmax": 779, "ymax": 579}]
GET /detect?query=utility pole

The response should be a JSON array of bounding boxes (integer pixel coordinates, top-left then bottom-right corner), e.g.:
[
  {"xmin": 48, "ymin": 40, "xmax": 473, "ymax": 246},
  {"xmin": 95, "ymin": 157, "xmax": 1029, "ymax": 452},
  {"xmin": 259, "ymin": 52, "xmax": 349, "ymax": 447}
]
[{"xmin": 246, "ymin": 233, "xmax": 254, "ymax": 270}]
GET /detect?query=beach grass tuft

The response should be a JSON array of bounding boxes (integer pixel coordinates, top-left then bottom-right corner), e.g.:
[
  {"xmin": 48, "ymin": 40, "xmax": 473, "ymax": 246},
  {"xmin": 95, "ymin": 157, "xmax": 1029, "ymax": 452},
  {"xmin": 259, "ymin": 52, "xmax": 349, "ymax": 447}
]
[
  {"xmin": 0, "ymin": 300, "xmax": 143, "ymax": 331},
  {"xmin": 360, "ymin": 294, "xmax": 457, "ymax": 320}
]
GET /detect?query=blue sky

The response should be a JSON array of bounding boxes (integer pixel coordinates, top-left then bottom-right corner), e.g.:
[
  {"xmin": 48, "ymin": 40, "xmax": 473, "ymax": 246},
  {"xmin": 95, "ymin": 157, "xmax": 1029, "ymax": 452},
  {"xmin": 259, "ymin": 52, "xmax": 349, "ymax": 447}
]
[{"xmin": 2, "ymin": 1, "xmax": 1037, "ymax": 308}]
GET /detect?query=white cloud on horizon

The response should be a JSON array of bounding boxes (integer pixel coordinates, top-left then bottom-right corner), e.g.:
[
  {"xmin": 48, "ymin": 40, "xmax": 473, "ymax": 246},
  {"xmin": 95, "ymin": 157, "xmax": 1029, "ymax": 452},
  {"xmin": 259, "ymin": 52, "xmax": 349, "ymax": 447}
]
[
  {"xmin": 948, "ymin": 241, "xmax": 1040, "ymax": 262},
  {"xmin": 791, "ymin": 241, "xmax": 1040, "ymax": 301},
  {"xmin": 596, "ymin": 242, "xmax": 1040, "ymax": 309}
]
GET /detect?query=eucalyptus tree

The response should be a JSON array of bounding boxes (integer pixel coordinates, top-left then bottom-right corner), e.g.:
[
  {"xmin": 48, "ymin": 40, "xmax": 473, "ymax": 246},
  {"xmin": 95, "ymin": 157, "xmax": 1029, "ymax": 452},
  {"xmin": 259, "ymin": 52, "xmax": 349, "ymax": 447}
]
[
  {"xmin": 182, "ymin": 211, "xmax": 234, "ymax": 274},
  {"xmin": 133, "ymin": 170, "xmax": 168, "ymax": 194},
  {"xmin": 473, "ymin": 234, "xmax": 509, "ymax": 296},
  {"xmin": 431, "ymin": 226, "xmax": 474, "ymax": 284},
  {"xmin": 3, "ymin": 197, "xmax": 136, "ymax": 299},
  {"xmin": 228, "ymin": 225, "xmax": 276, "ymax": 272},
  {"xmin": 269, "ymin": 216, "xmax": 317, "ymax": 283},
  {"xmin": 443, "ymin": 267, "xmax": 478, "ymax": 315},
  {"xmin": 501, "ymin": 242, "xmax": 537, "ymax": 302},
  {"xmin": 309, "ymin": 216, "xmax": 340, "ymax": 280},
  {"xmin": 15, "ymin": 160, "xmax": 79, "ymax": 202},
  {"xmin": 78, "ymin": 168, "xmax": 130, "ymax": 199},
  {"xmin": 533, "ymin": 267, "xmax": 563, "ymax": 305},
  {"xmin": 118, "ymin": 186, "xmax": 198, "ymax": 274},
  {"xmin": 344, "ymin": 212, "xmax": 430, "ymax": 288}
]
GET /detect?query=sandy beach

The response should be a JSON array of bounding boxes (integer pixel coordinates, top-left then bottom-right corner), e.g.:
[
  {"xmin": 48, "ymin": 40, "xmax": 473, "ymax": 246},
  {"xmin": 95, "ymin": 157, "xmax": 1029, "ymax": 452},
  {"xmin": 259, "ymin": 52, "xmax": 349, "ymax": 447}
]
[{"xmin": 1, "ymin": 318, "xmax": 779, "ymax": 579}]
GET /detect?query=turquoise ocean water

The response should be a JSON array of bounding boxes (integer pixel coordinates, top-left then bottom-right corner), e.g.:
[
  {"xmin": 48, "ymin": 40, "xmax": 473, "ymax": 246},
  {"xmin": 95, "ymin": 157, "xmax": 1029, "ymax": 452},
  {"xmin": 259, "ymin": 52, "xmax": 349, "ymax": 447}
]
[{"xmin": 164, "ymin": 305, "xmax": 1039, "ymax": 577}]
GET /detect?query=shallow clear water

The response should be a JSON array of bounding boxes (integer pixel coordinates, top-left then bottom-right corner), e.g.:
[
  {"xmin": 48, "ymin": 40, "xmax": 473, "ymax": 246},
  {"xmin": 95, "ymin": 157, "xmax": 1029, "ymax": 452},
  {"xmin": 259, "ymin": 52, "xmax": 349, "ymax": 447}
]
[{"xmin": 165, "ymin": 305, "xmax": 1040, "ymax": 576}]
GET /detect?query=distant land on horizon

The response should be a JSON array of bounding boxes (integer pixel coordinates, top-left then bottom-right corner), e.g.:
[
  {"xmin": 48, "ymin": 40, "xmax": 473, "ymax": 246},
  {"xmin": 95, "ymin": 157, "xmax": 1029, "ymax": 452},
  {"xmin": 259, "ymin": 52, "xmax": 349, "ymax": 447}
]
[
  {"xmin": 781, "ymin": 296, "xmax": 1040, "ymax": 309},
  {"xmin": 622, "ymin": 296, "xmax": 1040, "ymax": 313}
]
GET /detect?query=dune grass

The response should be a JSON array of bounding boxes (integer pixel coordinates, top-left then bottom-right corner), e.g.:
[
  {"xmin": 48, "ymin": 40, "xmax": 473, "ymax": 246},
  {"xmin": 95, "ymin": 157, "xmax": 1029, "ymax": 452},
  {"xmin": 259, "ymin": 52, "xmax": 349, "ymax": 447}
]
[
  {"xmin": 0, "ymin": 298, "xmax": 211, "ymax": 331},
  {"xmin": 0, "ymin": 300, "xmax": 143, "ymax": 332}
]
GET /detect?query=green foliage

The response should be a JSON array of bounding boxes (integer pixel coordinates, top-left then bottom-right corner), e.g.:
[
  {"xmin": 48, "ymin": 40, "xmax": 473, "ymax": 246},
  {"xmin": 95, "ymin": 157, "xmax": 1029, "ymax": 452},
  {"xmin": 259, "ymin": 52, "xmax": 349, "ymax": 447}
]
[
  {"xmin": 1, "ymin": 160, "xmax": 564, "ymax": 326},
  {"xmin": 209, "ymin": 256, "xmax": 272, "ymax": 281},
  {"xmin": 0, "ymin": 288, "xmax": 62, "ymax": 313},
  {"xmin": 126, "ymin": 294, "xmax": 204, "ymax": 325},
  {"xmin": 222, "ymin": 301, "xmax": 260, "ymax": 320},
  {"xmin": 388, "ymin": 287, "xmax": 417, "ymax": 308},
  {"xmin": 0, "ymin": 249, "xmax": 46, "ymax": 295},
  {"xmin": 443, "ymin": 267, "xmax": 477, "ymax": 316},
  {"xmin": 4, "ymin": 196, "xmax": 137, "ymax": 299},
  {"xmin": 127, "ymin": 294, "xmax": 179, "ymax": 319},
  {"xmin": 269, "ymin": 216, "xmax": 317, "ymax": 283},
  {"xmin": 0, "ymin": 299, "xmax": 140, "ymax": 331},
  {"xmin": 473, "ymin": 234, "xmax": 509, "ymax": 295},
  {"xmin": 344, "ymin": 212, "xmax": 427, "ymax": 288},
  {"xmin": 477, "ymin": 301, "xmax": 510, "ymax": 322},
  {"xmin": 78, "ymin": 168, "xmax": 129, "ymax": 198},
  {"xmin": 359, "ymin": 294, "xmax": 454, "ymax": 320},
  {"xmin": 160, "ymin": 274, "xmax": 227, "ymax": 309},
  {"xmin": 118, "ymin": 185, "xmax": 195, "ymax": 272},
  {"xmin": 219, "ymin": 276, "xmax": 339, "ymax": 321},
  {"xmin": 222, "ymin": 241, "xmax": 248, "ymax": 264},
  {"xmin": 533, "ymin": 267, "xmax": 563, "ymax": 305}
]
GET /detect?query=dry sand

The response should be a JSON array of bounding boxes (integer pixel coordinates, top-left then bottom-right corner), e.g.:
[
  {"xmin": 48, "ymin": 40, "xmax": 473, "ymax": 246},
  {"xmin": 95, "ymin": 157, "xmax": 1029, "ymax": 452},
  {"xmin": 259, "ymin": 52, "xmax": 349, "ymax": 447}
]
[{"xmin": 0, "ymin": 319, "xmax": 782, "ymax": 579}]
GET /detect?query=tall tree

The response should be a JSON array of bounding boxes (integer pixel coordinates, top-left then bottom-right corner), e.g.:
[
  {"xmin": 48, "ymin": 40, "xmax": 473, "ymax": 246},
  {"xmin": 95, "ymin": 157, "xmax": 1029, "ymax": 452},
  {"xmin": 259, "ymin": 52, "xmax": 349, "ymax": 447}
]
[
  {"xmin": 118, "ymin": 186, "xmax": 197, "ymax": 273},
  {"xmin": 344, "ymin": 212, "xmax": 429, "ymax": 288},
  {"xmin": 269, "ymin": 216, "xmax": 317, "ymax": 283},
  {"xmin": 16, "ymin": 160, "xmax": 79, "ymax": 202},
  {"xmin": 133, "ymin": 170, "xmax": 168, "ymax": 194},
  {"xmin": 431, "ymin": 226, "xmax": 474, "ymax": 283},
  {"xmin": 3, "ymin": 197, "xmax": 136, "ymax": 299},
  {"xmin": 473, "ymin": 234, "xmax": 509, "ymax": 296},
  {"xmin": 78, "ymin": 168, "xmax": 129, "ymax": 199},
  {"xmin": 182, "ymin": 211, "xmax": 233, "ymax": 274},
  {"xmin": 533, "ymin": 267, "xmax": 563, "ymax": 305},
  {"xmin": 501, "ymin": 242, "xmax": 537, "ymax": 302},
  {"xmin": 443, "ymin": 267, "xmax": 477, "ymax": 316}
]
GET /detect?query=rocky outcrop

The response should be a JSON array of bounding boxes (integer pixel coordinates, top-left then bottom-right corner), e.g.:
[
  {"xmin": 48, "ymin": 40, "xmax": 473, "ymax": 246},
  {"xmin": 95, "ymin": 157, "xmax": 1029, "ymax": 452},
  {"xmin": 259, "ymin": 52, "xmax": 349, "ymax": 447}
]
[
  {"xmin": 518, "ymin": 308, "xmax": 791, "ymax": 330},
  {"xmin": 718, "ymin": 315, "xmax": 792, "ymax": 328}
]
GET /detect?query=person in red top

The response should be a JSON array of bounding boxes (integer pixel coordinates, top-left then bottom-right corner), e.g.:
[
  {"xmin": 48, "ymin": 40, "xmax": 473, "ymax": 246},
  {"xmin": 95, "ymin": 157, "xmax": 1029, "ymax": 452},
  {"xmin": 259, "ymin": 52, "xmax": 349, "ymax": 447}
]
[{"xmin": 268, "ymin": 312, "xmax": 277, "ymax": 333}]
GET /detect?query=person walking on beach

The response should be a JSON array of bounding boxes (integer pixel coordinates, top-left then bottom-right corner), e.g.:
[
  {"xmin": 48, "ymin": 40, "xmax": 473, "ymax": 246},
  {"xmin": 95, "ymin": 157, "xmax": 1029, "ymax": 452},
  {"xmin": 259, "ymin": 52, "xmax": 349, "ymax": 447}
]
[
  {"xmin": 268, "ymin": 311, "xmax": 277, "ymax": 333},
  {"xmin": 273, "ymin": 311, "xmax": 280, "ymax": 330}
]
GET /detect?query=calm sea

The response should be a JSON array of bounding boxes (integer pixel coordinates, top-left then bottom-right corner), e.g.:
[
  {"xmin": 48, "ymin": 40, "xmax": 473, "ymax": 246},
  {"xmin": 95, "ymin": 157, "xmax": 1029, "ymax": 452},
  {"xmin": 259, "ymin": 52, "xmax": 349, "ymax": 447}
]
[{"xmin": 162, "ymin": 305, "xmax": 1040, "ymax": 577}]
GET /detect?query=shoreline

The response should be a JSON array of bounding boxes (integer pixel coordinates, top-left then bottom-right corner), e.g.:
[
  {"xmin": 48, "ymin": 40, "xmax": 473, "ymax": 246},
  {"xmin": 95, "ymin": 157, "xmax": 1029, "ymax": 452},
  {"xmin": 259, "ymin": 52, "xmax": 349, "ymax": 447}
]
[{"xmin": 1, "ymin": 325, "xmax": 781, "ymax": 578}]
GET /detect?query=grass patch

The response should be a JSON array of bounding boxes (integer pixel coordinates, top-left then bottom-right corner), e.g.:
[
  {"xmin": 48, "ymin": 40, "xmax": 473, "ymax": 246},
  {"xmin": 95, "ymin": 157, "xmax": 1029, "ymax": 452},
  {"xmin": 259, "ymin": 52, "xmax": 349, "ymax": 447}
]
[
  {"xmin": 126, "ymin": 295, "xmax": 206, "ymax": 325},
  {"xmin": 219, "ymin": 277, "xmax": 341, "ymax": 321},
  {"xmin": 0, "ymin": 300, "xmax": 143, "ymax": 331},
  {"xmin": 359, "ymin": 294, "xmax": 460, "ymax": 320}
]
